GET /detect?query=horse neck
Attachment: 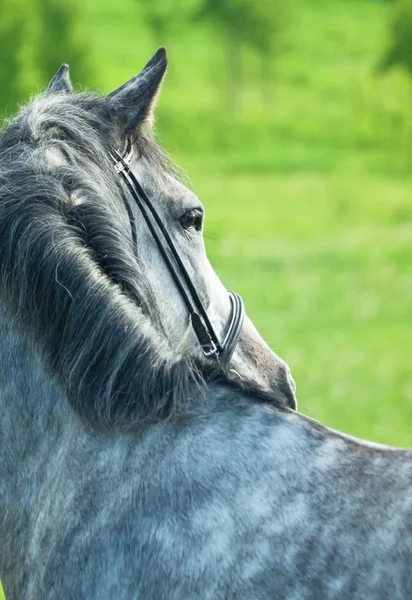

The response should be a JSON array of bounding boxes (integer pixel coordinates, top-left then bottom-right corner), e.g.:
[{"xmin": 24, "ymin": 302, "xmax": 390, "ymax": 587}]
[{"xmin": 0, "ymin": 306, "xmax": 75, "ymax": 585}]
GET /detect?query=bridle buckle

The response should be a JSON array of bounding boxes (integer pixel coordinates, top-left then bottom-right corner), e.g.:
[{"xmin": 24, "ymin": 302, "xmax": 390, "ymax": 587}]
[
  {"xmin": 110, "ymin": 142, "xmax": 133, "ymax": 174},
  {"xmin": 202, "ymin": 339, "xmax": 219, "ymax": 358},
  {"xmin": 113, "ymin": 159, "xmax": 128, "ymax": 174}
]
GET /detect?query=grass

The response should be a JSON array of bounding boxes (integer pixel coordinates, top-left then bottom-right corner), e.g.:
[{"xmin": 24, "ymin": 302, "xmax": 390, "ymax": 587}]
[
  {"xmin": 1, "ymin": 0, "xmax": 412, "ymax": 596},
  {"xmin": 192, "ymin": 161, "xmax": 412, "ymax": 445}
]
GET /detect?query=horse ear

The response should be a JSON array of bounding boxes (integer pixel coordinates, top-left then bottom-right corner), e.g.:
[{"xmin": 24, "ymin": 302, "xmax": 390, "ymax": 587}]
[
  {"xmin": 47, "ymin": 64, "xmax": 73, "ymax": 94},
  {"xmin": 107, "ymin": 47, "xmax": 167, "ymax": 134}
]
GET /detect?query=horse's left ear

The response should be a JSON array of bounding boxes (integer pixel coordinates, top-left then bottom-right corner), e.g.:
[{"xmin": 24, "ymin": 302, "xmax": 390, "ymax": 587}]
[
  {"xmin": 106, "ymin": 47, "xmax": 167, "ymax": 134},
  {"xmin": 47, "ymin": 64, "xmax": 73, "ymax": 94}
]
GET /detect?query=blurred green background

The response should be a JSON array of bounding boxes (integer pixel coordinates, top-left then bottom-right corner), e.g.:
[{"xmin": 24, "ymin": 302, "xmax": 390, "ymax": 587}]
[
  {"xmin": 2, "ymin": 1, "xmax": 412, "ymax": 439},
  {"xmin": 1, "ymin": 0, "xmax": 412, "ymax": 593}
]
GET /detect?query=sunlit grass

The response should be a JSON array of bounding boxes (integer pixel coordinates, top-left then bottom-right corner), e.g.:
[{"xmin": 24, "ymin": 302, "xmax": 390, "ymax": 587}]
[{"xmin": 187, "ymin": 159, "xmax": 412, "ymax": 446}]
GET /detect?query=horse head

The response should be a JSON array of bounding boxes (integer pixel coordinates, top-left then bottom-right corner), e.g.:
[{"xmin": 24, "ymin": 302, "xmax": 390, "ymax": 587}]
[{"xmin": 0, "ymin": 48, "xmax": 296, "ymax": 433}]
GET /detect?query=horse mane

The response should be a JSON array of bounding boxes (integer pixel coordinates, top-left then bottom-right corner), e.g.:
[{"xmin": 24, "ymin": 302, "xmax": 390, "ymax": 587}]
[
  {"xmin": 0, "ymin": 91, "xmax": 286, "ymax": 431},
  {"xmin": 0, "ymin": 91, "xmax": 207, "ymax": 431}
]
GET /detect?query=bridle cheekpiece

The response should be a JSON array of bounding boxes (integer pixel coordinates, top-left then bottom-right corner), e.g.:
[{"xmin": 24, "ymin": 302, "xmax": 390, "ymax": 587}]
[{"xmin": 110, "ymin": 143, "xmax": 245, "ymax": 370}]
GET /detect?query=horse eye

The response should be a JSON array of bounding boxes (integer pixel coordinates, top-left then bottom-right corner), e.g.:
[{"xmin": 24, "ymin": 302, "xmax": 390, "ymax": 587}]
[{"xmin": 179, "ymin": 209, "xmax": 203, "ymax": 232}]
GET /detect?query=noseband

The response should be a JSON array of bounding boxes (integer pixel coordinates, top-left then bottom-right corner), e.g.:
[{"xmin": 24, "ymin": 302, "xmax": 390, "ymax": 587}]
[{"xmin": 110, "ymin": 144, "xmax": 245, "ymax": 369}]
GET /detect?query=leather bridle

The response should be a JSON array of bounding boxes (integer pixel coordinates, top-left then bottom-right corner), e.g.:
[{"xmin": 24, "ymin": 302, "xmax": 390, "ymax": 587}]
[{"xmin": 110, "ymin": 143, "xmax": 245, "ymax": 370}]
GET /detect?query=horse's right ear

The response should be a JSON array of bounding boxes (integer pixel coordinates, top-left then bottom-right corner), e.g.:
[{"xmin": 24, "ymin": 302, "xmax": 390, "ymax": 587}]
[
  {"xmin": 47, "ymin": 64, "xmax": 73, "ymax": 95},
  {"xmin": 106, "ymin": 47, "xmax": 167, "ymax": 134}
]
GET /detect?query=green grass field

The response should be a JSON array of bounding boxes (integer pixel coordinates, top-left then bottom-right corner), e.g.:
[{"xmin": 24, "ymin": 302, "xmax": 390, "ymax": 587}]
[{"xmin": 0, "ymin": 0, "xmax": 411, "ymax": 596}]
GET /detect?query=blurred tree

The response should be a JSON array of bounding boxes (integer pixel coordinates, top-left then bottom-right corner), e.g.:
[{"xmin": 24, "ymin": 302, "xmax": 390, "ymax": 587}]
[
  {"xmin": 0, "ymin": 0, "xmax": 91, "ymax": 119},
  {"xmin": 34, "ymin": 0, "xmax": 92, "ymax": 89},
  {"xmin": 197, "ymin": 0, "xmax": 290, "ymax": 113},
  {"xmin": 379, "ymin": 0, "xmax": 412, "ymax": 76},
  {"xmin": 138, "ymin": 0, "xmax": 202, "ymax": 44},
  {"xmin": 0, "ymin": 0, "xmax": 26, "ymax": 117}
]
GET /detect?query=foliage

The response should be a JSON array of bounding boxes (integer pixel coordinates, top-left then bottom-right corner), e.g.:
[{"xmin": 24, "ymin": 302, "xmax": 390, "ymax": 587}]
[
  {"xmin": 198, "ymin": 0, "xmax": 289, "ymax": 54},
  {"xmin": 138, "ymin": 0, "xmax": 202, "ymax": 42},
  {"xmin": 198, "ymin": 0, "xmax": 291, "ymax": 110},
  {"xmin": 137, "ymin": 0, "xmax": 291, "ymax": 111},
  {"xmin": 0, "ymin": 0, "xmax": 91, "ymax": 118},
  {"xmin": 379, "ymin": 0, "xmax": 412, "ymax": 75},
  {"xmin": 0, "ymin": 0, "xmax": 28, "ymax": 116},
  {"xmin": 138, "ymin": 0, "xmax": 289, "ymax": 52},
  {"xmin": 34, "ymin": 0, "xmax": 91, "ymax": 89}
]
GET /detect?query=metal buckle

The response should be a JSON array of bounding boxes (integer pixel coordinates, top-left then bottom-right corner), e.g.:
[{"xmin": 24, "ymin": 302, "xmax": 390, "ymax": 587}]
[
  {"xmin": 111, "ymin": 144, "xmax": 133, "ymax": 174},
  {"xmin": 113, "ymin": 159, "xmax": 126, "ymax": 173},
  {"xmin": 202, "ymin": 339, "xmax": 219, "ymax": 357}
]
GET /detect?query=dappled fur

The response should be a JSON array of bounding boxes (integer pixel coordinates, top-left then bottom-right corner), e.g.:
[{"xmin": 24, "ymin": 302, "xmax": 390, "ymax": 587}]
[{"xmin": 0, "ymin": 91, "xmax": 284, "ymax": 431}]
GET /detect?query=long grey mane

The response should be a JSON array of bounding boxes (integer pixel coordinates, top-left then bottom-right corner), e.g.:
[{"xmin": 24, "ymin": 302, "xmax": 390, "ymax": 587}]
[
  {"xmin": 0, "ymin": 92, "xmax": 281, "ymax": 431},
  {"xmin": 0, "ymin": 92, "xmax": 200, "ymax": 431}
]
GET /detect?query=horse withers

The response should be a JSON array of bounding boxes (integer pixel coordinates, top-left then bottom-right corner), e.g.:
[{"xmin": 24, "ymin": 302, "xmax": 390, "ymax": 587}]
[{"xmin": 0, "ymin": 49, "xmax": 410, "ymax": 599}]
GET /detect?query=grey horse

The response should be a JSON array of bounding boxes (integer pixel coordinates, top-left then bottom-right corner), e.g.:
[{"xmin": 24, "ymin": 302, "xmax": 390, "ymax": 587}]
[{"xmin": 0, "ymin": 49, "xmax": 411, "ymax": 600}]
